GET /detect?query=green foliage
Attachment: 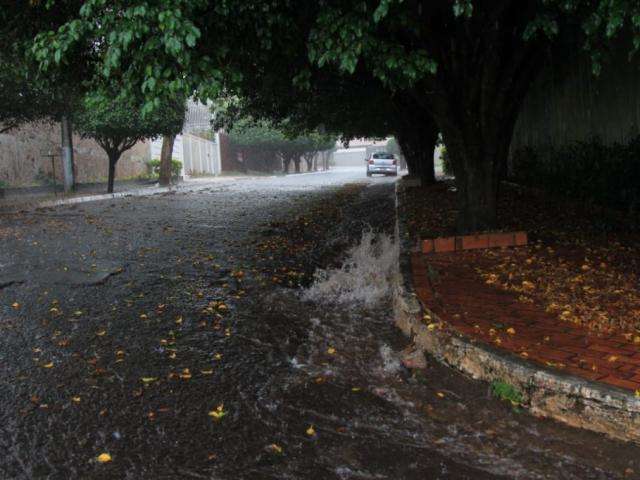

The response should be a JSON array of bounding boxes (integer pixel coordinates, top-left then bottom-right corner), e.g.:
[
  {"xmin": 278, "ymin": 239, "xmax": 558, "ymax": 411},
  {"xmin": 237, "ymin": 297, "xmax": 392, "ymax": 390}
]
[
  {"xmin": 228, "ymin": 118, "xmax": 335, "ymax": 172},
  {"xmin": 0, "ymin": 59, "xmax": 53, "ymax": 132},
  {"xmin": 490, "ymin": 380, "xmax": 523, "ymax": 407},
  {"xmin": 386, "ymin": 137, "xmax": 400, "ymax": 157},
  {"xmin": 441, "ymin": 147, "xmax": 454, "ymax": 176},
  {"xmin": 511, "ymin": 136, "xmax": 640, "ymax": 213},
  {"xmin": 75, "ymin": 88, "xmax": 185, "ymax": 160},
  {"xmin": 148, "ymin": 159, "xmax": 182, "ymax": 179}
]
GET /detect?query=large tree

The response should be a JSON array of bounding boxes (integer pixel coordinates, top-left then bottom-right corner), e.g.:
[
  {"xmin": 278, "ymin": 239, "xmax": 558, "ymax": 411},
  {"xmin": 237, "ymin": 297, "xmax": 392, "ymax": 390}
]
[
  {"xmin": 75, "ymin": 90, "xmax": 185, "ymax": 193},
  {"xmin": 26, "ymin": 0, "xmax": 640, "ymax": 230}
]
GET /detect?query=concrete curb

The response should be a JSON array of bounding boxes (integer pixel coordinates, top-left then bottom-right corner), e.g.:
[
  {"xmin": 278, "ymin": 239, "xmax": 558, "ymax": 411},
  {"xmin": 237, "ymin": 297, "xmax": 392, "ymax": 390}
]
[
  {"xmin": 0, "ymin": 170, "xmax": 338, "ymax": 213},
  {"xmin": 0, "ymin": 180, "xmax": 244, "ymax": 212},
  {"xmin": 392, "ymin": 180, "xmax": 640, "ymax": 444}
]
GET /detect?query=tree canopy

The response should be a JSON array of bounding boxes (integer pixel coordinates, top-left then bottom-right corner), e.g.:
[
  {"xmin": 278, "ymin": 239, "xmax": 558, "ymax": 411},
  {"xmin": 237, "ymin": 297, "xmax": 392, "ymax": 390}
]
[
  {"xmin": 12, "ymin": 1, "xmax": 640, "ymax": 230},
  {"xmin": 75, "ymin": 90, "xmax": 185, "ymax": 192},
  {"xmin": 228, "ymin": 118, "xmax": 335, "ymax": 173}
]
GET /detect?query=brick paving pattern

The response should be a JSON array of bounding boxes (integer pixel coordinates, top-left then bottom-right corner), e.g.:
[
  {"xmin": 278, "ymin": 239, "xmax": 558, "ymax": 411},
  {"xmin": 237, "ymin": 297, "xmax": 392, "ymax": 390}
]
[{"xmin": 412, "ymin": 251, "xmax": 640, "ymax": 392}]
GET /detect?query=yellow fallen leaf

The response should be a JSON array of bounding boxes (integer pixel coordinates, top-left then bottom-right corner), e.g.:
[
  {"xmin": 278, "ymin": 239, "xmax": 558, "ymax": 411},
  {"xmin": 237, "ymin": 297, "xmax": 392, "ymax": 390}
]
[
  {"xmin": 521, "ymin": 280, "xmax": 535, "ymax": 291},
  {"xmin": 71, "ymin": 396, "xmax": 81, "ymax": 403},
  {"xmin": 175, "ymin": 316, "xmax": 183, "ymax": 325},
  {"xmin": 351, "ymin": 387, "xmax": 361, "ymax": 392},
  {"xmin": 97, "ymin": 453, "xmax": 112, "ymax": 463},
  {"xmin": 43, "ymin": 362, "xmax": 54, "ymax": 369},
  {"xmin": 208, "ymin": 404, "xmax": 226, "ymax": 420},
  {"xmin": 139, "ymin": 314, "xmax": 148, "ymax": 320},
  {"xmin": 141, "ymin": 377, "xmax": 157, "ymax": 384},
  {"xmin": 268, "ymin": 443, "xmax": 283, "ymax": 454},
  {"xmin": 306, "ymin": 425, "xmax": 316, "ymax": 436},
  {"xmin": 635, "ymin": 390, "xmax": 640, "ymax": 398},
  {"xmin": 180, "ymin": 368, "xmax": 192, "ymax": 380},
  {"xmin": 214, "ymin": 353, "xmax": 222, "ymax": 360},
  {"xmin": 327, "ymin": 347, "xmax": 336, "ymax": 355},
  {"xmin": 436, "ymin": 392, "xmax": 445, "ymax": 398},
  {"xmin": 200, "ymin": 369, "xmax": 214, "ymax": 375},
  {"xmin": 506, "ymin": 327, "xmax": 516, "ymax": 335},
  {"xmin": 11, "ymin": 302, "xmax": 20, "ymax": 309},
  {"xmin": 608, "ymin": 355, "xmax": 619, "ymax": 362},
  {"xmin": 96, "ymin": 330, "xmax": 106, "ymax": 337},
  {"xmin": 426, "ymin": 323, "xmax": 436, "ymax": 331}
]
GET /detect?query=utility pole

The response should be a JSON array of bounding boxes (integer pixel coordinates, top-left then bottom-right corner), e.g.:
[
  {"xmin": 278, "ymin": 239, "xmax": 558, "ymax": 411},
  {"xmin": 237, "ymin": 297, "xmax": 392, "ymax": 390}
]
[{"xmin": 60, "ymin": 114, "xmax": 75, "ymax": 193}]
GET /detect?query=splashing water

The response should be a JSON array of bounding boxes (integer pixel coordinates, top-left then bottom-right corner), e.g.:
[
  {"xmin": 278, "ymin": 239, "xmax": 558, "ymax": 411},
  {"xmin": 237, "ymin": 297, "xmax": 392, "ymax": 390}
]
[{"xmin": 303, "ymin": 230, "xmax": 399, "ymax": 308}]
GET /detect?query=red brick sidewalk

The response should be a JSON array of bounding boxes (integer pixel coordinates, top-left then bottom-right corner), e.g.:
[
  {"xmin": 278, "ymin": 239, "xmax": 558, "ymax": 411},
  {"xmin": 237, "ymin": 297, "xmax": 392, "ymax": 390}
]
[{"xmin": 411, "ymin": 251, "xmax": 640, "ymax": 392}]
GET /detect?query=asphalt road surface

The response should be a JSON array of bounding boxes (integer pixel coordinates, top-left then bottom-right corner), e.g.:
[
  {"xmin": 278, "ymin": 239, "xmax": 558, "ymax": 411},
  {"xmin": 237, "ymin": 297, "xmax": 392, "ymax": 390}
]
[{"xmin": 1, "ymin": 168, "xmax": 639, "ymax": 479}]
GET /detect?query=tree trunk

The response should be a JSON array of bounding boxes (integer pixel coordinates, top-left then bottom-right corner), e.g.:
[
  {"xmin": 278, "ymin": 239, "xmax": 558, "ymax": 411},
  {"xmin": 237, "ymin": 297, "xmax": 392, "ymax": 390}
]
[
  {"xmin": 294, "ymin": 158, "xmax": 301, "ymax": 173},
  {"xmin": 441, "ymin": 124, "xmax": 513, "ymax": 233},
  {"xmin": 403, "ymin": 2, "xmax": 544, "ymax": 233},
  {"xmin": 60, "ymin": 114, "xmax": 75, "ymax": 193},
  {"xmin": 107, "ymin": 152, "xmax": 119, "ymax": 194},
  {"xmin": 282, "ymin": 155, "xmax": 292, "ymax": 174},
  {"xmin": 396, "ymin": 124, "xmax": 438, "ymax": 185},
  {"xmin": 159, "ymin": 135, "xmax": 176, "ymax": 186},
  {"xmin": 304, "ymin": 155, "xmax": 313, "ymax": 172},
  {"xmin": 312, "ymin": 155, "xmax": 318, "ymax": 171}
]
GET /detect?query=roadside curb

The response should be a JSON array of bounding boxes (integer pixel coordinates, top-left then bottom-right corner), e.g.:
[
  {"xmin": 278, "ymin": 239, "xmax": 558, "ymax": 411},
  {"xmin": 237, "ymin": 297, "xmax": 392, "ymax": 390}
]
[
  {"xmin": 0, "ymin": 170, "xmax": 339, "ymax": 213},
  {"xmin": 0, "ymin": 176, "xmax": 252, "ymax": 213},
  {"xmin": 392, "ymin": 180, "xmax": 640, "ymax": 444}
]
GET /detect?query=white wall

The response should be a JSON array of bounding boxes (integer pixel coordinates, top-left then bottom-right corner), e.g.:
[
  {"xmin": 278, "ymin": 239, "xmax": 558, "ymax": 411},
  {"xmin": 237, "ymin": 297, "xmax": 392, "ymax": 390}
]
[
  {"xmin": 333, "ymin": 147, "xmax": 367, "ymax": 167},
  {"xmin": 150, "ymin": 134, "xmax": 219, "ymax": 177}
]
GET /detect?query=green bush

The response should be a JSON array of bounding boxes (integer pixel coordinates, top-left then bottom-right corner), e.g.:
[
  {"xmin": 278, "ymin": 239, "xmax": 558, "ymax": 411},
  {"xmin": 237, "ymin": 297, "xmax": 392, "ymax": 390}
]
[
  {"xmin": 440, "ymin": 146, "xmax": 454, "ymax": 176},
  {"xmin": 147, "ymin": 158, "xmax": 182, "ymax": 179},
  {"xmin": 491, "ymin": 380, "xmax": 523, "ymax": 407},
  {"xmin": 511, "ymin": 136, "xmax": 640, "ymax": 213}
]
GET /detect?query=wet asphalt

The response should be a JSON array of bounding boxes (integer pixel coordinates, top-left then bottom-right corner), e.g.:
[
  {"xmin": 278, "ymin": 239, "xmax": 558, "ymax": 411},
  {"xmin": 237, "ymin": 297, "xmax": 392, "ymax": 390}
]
[{"xmin": 1, "ymin": 168, "xmax": 640, "ymax": 480}]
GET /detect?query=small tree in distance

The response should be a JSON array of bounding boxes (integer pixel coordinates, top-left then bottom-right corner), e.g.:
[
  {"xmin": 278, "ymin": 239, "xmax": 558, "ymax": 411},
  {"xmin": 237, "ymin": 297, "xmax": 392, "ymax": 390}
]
[
  {"xmin": 75, "ymin": 90, "xmax": 185, "ymax": 193},
  {"xmin": 228, "ymin": 118, "xmax": 335, "ymax": 174}
]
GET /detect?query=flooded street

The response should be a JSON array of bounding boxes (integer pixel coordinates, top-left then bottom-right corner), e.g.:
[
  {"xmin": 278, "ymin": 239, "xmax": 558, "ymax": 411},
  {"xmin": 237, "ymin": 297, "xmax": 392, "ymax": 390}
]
[{"xmin": 1, "ymin": 168, "xmax": 639, "ymax": 479}]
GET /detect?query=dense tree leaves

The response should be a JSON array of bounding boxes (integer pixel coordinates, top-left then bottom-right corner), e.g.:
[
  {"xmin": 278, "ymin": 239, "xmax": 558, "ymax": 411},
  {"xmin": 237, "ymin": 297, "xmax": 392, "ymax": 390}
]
[
  {"xmin": 0, "ymin": 1, "xmax": 87, "ymax": 131},
  {"xmin": 228, "ymin": 119, "xmax": 334, "ymax": 174}
]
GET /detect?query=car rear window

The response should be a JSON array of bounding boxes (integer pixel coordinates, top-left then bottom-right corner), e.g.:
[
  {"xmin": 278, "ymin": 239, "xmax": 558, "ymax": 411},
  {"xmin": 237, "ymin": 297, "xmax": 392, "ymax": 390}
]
[{"xmin": 372, "ymin": 152, "xmax": 394, "ymax": 159}]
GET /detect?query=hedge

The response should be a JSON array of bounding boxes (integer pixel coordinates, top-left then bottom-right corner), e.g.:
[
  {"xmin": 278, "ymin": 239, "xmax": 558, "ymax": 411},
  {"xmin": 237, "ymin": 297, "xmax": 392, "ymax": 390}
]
[{"xmin": 510, "ymin": 136, "xmax": 640, "ymax": 213}]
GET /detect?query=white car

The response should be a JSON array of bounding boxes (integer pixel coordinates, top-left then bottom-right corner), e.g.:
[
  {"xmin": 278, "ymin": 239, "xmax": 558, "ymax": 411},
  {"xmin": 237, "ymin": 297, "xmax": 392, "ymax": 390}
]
[{"xmin": 366, "ymin": 152, "xmax": 398, "ymax": 177}]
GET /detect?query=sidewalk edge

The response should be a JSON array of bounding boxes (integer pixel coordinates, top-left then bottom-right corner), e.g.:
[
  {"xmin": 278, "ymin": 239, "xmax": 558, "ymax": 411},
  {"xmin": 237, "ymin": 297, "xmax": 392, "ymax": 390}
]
[{"xmin": 392, "ymin": 180, "xmax": 640, "ymax": 444}]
